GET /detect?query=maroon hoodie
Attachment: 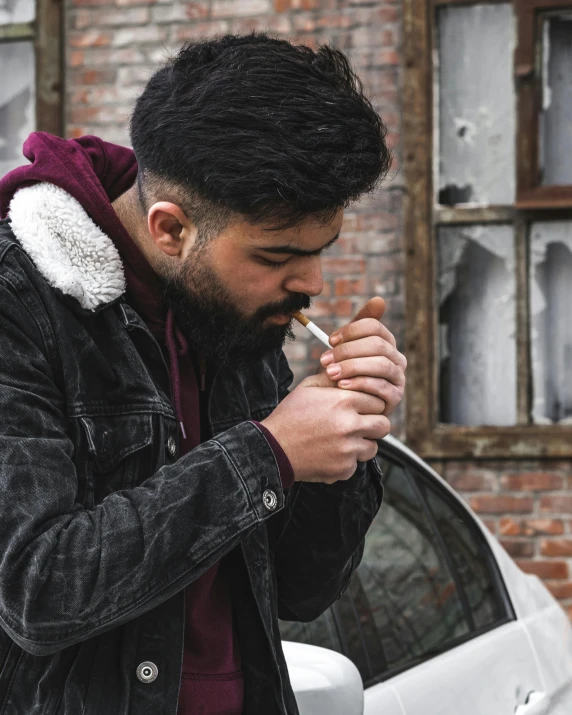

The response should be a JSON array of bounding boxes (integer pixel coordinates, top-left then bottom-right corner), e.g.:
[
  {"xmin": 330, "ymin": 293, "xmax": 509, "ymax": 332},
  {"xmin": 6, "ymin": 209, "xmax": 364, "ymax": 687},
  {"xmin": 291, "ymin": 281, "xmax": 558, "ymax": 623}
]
[{"xmin": 0, "ymin": 132, "xmax": 294, "ymax": 714}]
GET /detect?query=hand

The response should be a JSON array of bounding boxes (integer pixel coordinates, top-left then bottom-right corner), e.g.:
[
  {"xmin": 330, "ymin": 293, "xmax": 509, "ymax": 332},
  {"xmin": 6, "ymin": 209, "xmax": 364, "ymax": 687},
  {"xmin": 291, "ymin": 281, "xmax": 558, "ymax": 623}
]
[
  {"xmin": 261, "ymin": 373, "xmax": 390, "ymax": 484},
  {"xmin": 318, "ymin": 297, "xmax": 406, "ymax": 416}
]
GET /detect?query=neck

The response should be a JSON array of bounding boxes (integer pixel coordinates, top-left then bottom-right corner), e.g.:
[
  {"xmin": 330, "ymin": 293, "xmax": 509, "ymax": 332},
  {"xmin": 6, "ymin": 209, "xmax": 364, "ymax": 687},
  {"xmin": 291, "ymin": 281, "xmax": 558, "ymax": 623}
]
[{"xmin": 112, "ymin": 184, "xmax": 158, "ymax": 269}]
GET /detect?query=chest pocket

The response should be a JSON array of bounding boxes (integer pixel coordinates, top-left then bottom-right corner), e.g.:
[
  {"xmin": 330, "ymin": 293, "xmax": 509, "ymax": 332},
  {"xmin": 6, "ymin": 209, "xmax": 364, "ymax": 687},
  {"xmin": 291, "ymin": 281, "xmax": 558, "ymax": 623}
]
[{"xmin": 80, "ymin": 413, "xmax": 155, "ymax": 505}]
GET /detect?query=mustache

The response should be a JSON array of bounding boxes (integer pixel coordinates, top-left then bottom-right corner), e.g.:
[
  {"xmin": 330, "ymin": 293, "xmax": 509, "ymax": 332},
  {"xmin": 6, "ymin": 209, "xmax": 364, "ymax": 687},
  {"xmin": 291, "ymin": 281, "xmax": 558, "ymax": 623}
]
[{"xmin": 254, "ymin": 293, "xmax": 311, "ymax": 322}]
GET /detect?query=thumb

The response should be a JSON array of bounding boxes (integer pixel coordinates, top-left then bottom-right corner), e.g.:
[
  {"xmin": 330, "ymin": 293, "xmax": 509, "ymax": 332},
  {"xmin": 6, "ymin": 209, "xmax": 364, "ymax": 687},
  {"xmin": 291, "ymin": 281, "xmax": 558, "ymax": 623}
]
[
  {"xmin": 352, "ymin": 297, "xmax": 386, "ymax": 323},
  {"xmin": 300, "ymin": 372, "xmax": 337, "ymax": 389}
]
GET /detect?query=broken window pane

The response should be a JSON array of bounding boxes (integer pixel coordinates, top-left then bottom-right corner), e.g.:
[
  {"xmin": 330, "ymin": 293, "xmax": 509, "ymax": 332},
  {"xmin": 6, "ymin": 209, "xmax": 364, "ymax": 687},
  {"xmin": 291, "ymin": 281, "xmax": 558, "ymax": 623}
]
[
  {"xmin": 438, "ymin": 225, "xmax": 516, "ymax": 426},
  {"xmin": 530, "ymin": 222, "xmax": 572, "ymax": 424},
  {"xmin": 437, "ymin": 4, "xmax": 516, "ymax": 206},
  {"xmin": 540, "ymin": 14, "xmax": 572, "ymax": 186},
  {"xmin": 0, "ymin": 41, "xmax": 35, "ymax": 178},
  {"xmin": 0, "ymin": 0, "xmax": 35, "ymax": 26}
]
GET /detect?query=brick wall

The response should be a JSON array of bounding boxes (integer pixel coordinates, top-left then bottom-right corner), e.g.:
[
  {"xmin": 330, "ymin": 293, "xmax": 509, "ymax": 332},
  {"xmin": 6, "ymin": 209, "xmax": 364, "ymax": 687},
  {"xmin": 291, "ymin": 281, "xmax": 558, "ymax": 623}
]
[
  {"xmin": 438, "ymin": 460, "xmax": 572, "ymax": 619},
  {"xmin": 65, "ymin": 0, "xmax": 572, "ymax": 619}
]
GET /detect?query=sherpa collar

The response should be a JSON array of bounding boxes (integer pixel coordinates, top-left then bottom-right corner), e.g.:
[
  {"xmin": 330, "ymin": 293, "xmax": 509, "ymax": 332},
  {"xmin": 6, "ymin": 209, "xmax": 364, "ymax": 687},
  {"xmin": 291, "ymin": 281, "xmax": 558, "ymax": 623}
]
[{"xmin": 8, "ymin": 182, "xmax": 125, "ymax": 311}]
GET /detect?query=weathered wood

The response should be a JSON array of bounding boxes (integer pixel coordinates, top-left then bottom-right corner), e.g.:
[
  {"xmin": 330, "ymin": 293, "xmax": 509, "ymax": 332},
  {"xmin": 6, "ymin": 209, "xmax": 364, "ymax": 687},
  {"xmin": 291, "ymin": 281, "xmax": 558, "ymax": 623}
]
[
  {"xmin": 0, "ymin": 23, "xmax": 35, "ymax": 41},
  {"xmin": 436, "ymin": 206, "xmax": 515, "ymax": 224},
  {"xmin": 515, "ymin": 215, "xmax": 531, "ymax": 424},
  {"xmin": 403, "ymin": 0, "xmax": 435, "ymax": 450},
  {"xmin": 35, "ymin": 0, "xmax": 63, "ymax": 136}
]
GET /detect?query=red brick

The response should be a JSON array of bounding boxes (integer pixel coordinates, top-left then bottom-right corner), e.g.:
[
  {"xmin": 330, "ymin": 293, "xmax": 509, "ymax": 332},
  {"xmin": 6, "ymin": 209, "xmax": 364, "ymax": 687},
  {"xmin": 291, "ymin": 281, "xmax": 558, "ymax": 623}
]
[
  {"xmin": 212, "ymin": 0, "xmax": 271, "ymax": 18},
  {"xmin": 541, "ymin": 539, "xmax": 572, "ymax": 557},
  {"xmin": 72, "ymin": 68, "xmax": 117, "ymax": 85},
  {"xmin": 447, "ymin": 468, "xmax": 497, "ymax": 492},
  {"xmin": 499, "ymin": 518, "xmax": 521, "ymax": 536},
  {"xmin": 333, "ymin": 299, "xmax": 353, "ymax": 317},
  {"xmin": 501, "ymin": 473, "xmax": 564, "ymax": 491},
  {"xmin": 500, "ymin": 519, "xmax": 565, "ymax": 536},
  {"xmin": 70, "ymin": 31, "xmax": 112, "ymax": 47},
  {"xmin": 69, "ymin": 51, "xmax": 85, "ymax": 67},
  {"xmin": 500, "ymin": 540, "xmax": 535, "ymax": 558},
  {"xmin": 174, "ymin": 21, "xmax": 231, "ymax": 41},
  {"xmin": 321, "ymin": 257, "xmax": 366, "ymax": 275},
  {"xmin": 546, "ymin": 581, "xmax": 572, "ymax": 600},
  {"xmin": 516, "ymin": 560, "xmax": 569, "ymax": 580},
  {"xmin": 540, "ymin": 495, "xmax": 572, "ymax": 514},
  {"xmin": 470, "ymin": 495, "xmax": 534, "ymax": 515}
]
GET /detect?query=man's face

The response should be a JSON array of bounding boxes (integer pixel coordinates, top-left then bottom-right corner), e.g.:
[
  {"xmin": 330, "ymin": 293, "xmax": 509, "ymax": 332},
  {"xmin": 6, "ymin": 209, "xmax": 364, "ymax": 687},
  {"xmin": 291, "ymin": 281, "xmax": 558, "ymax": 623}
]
[{"xmin": 161, "ymin": 210, "xmax": 343, "ymax": 364}]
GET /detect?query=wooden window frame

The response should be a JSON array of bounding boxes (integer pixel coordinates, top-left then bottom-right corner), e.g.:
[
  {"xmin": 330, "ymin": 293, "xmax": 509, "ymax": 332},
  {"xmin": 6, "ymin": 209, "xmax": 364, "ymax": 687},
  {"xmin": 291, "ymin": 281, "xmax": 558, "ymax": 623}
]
[
  {"xmin": 0, "ymin": 0, "xmax": 64, "ymax": 137},
  {"xmin": 403, "ymin": 0, "xmax": 572, "ymax": 459}
]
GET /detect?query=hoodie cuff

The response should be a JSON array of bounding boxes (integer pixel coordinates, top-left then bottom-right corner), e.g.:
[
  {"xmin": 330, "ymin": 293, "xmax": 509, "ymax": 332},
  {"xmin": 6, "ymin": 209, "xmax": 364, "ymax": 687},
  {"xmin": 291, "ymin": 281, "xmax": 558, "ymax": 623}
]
[{"xmin": 250, "ymin": 421, "xmax": 295, "ymax": 489}]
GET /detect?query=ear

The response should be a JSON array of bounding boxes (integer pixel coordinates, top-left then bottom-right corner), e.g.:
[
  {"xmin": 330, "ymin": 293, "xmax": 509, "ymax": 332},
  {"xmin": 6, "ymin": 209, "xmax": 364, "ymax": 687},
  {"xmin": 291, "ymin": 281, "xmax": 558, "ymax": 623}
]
[{"xmin": 147, "ymin": 202, "xmax": 197, "ymax": 259}]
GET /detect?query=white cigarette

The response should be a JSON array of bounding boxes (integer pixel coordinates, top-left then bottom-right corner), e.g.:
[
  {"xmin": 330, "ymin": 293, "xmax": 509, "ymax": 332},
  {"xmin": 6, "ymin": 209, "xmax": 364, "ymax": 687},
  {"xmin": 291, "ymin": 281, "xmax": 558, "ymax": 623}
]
[{"xmin": 292, "ymin": 312, "xmax": 332, "ymax": 348}]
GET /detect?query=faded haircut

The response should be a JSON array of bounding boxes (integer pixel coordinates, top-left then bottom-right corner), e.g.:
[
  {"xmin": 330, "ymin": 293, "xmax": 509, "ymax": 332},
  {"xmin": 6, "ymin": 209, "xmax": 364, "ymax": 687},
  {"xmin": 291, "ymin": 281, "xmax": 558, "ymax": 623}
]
[{"xmin": 130, "ymin": 33, "xmax": 391, "ymax": 238}]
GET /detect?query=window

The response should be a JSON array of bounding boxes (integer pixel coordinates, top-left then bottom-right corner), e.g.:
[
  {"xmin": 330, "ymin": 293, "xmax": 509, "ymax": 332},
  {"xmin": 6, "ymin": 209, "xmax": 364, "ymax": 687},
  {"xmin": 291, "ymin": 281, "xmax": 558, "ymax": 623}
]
[
  {"xmin": 0, "ymin": 0, "xmax": 63, "ymax": 176},
  {"xmin": 404, "ymin": 0, "xmax": 572, "ymax": 458},
  {"xmin": 280, "ymin": 451, "xmax": 511, "ymax": 683}
]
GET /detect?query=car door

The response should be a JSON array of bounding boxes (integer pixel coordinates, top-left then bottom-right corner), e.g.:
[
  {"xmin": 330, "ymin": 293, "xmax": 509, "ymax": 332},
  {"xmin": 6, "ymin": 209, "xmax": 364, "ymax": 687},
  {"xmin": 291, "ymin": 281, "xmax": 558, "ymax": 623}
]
[{"xmin": 355, "ymin": 451, "xmax": 548, "ymax": 715}]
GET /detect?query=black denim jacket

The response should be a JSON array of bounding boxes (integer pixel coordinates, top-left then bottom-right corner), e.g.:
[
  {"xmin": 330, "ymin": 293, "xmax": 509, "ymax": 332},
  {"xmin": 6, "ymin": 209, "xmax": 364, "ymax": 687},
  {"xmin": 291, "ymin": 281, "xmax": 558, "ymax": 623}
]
[{"xmin": 0, "ymin": 219, "xmax": 383, "ymax": 714}]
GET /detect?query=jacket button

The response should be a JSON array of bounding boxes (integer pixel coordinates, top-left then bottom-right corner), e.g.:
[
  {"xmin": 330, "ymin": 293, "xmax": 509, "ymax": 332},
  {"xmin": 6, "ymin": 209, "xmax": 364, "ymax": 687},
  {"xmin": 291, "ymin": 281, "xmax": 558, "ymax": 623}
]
[
  {"xmin": 166, "ymin": 436, "xmax": 177, "ymax": 458},
  {"xmin": 262, "ymin": 489, "xmax": 278, "ymax": 511},
  {"xmin": 136, "ymin": 661, "xmax": 158, "ymax": 683}
]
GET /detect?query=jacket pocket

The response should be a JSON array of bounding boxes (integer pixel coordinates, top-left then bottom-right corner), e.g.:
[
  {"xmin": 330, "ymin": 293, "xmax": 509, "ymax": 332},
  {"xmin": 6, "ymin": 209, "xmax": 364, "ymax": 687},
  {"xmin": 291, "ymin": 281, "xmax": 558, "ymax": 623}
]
[{"xmin": 79, "ymin": 413, "xmax": 155, "ymax": 504}]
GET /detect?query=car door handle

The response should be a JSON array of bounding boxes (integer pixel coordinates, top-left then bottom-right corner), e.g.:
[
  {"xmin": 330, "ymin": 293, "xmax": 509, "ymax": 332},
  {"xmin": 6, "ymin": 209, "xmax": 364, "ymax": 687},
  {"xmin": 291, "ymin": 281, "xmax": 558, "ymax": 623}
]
[{"xmin": 514, "ymin": 691, "xmax": 550, "ymax": 715}]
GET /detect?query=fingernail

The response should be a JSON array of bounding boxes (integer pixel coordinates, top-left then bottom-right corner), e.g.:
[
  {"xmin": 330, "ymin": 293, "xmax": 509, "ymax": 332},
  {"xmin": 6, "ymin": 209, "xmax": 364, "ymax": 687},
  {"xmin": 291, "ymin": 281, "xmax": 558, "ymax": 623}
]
[
  {"xmin": 320, "ymin": 351, "xmax": 334, "ymax": 366},
  {"xmin": 339, "ymin": 380, "xmax": 351, "ymax": 388},
  {"xmin": 326, "ymin": 364, "xmax": 341, "ymax": 378},
  {"xmin": 329, "ymin": 333, "xmax": 342, "ymax": 346}
]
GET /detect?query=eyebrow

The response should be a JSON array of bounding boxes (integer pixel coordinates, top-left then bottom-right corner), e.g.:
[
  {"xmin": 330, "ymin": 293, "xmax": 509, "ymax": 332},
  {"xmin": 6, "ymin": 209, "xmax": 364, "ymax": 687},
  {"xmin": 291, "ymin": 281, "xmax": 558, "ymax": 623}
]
[{"xmin": 257, "ymin": 231, "xmax": 340, "ymax": 257}]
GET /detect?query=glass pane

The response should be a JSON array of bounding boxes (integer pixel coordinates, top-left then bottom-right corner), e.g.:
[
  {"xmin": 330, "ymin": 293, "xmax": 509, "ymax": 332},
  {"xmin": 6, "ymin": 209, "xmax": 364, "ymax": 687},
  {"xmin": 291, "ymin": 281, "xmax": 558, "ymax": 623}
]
[
  {"xmin": 278, "ymin": 609, "xmax": 343, "ymax": 655},
  {"xmin": 530, "ymin": 221, "xmax": 572, "ymax": 424},
  {"xmin": 438, "ymin": 224, "xmax": 516, "ymax": 426},
  {"xmin": 437, "ymin": 4, "xmax": 516, "ymax": 205},
  {"xmin": 423, "ymin": 481, "xmax": 502, "ymax": 630},
  {"xmin": 0, "ymin": 41, "xmax": 35, "ymax": 177},
  {"xmin": 540, "ymin": 14, "xmax": 572, "ymax": 186},
  {"xmin": 0, "ymin": 0, "xmax": 35, "ymax": 25},
  {"xmin": 356, "ymin": 459, "xmax": 469, "ymax": 674}
]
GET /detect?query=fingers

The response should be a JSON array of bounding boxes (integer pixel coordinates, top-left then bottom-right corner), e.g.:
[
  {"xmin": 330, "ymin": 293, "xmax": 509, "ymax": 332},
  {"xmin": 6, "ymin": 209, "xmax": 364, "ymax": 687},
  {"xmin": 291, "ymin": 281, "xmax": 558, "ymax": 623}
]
[
  {"xmin": 350, "ymin": 297, "xmax": 386, "ymax": 323},
  {"xmin": 344, "ymin": 390, "xmax": 387, "ymax": 415},
  {"xmin": 359, "ymin": 414, "xmax": 391, "ymax": 440},
  {"xmin": 326, "ymin": 355, "xmax": 406, "ymax": 387},
  {"xmin": 330, "ymin": 317, "xmax": 397, "ymax": 349},
  {"xmin": 321, "ymin": 337, "xmax": 407, "ymax": 374},
  {"xmin": 337, "ymin": 376, "xmax": 403, "ymax": 416}
]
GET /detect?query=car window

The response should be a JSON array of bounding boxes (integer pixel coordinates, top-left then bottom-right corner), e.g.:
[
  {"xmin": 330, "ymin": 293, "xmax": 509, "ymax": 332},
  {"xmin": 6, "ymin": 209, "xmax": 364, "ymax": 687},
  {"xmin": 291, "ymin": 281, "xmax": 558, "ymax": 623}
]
[
  {"xmin": 421, "ymin": 477, "xmax": 504, "ymax": 630},
  {"xmin": 353, "ymin": 458, "xmax": 470, "ymax": 678},
  {"xmin": 279, "ymin": 606, "xmax": 343, "ymax": 655}
]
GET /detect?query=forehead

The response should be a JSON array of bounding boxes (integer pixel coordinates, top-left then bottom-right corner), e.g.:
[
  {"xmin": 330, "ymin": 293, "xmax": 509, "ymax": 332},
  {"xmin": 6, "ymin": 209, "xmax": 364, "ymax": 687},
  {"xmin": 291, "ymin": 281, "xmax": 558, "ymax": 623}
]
[{"xmin": 238, "ymin": 209, "xmax": 344, "ymax": 250}]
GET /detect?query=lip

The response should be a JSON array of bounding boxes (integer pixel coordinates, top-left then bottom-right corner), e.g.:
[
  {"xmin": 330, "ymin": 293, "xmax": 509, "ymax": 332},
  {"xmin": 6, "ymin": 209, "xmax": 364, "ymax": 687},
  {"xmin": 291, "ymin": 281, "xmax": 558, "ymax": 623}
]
[{"xmin": 266, "ymin": 314, "xmax": 293, "ymax": 325}]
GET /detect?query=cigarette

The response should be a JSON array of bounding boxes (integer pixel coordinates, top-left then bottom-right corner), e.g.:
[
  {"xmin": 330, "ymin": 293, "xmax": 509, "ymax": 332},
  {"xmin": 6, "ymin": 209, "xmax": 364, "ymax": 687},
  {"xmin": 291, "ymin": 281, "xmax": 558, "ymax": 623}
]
[{"xmin": 292, "ymin": 311, "xmax": 332, "ymax": 348}]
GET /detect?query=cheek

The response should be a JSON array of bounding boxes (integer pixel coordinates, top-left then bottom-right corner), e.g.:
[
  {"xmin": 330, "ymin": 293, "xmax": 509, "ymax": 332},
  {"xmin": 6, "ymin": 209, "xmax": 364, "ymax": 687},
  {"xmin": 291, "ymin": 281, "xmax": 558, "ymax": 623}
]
[{"xmin": 225, "ymin": 265, "xmax": 286, "ymax": 309}]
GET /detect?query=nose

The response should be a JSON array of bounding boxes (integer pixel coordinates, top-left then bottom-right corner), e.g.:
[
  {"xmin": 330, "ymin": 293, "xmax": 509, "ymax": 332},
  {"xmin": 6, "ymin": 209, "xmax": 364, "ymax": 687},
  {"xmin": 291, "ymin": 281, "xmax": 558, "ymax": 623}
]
[{"xmin": 284, "ymin": 256, "xmax": 323, "ymax": 297}]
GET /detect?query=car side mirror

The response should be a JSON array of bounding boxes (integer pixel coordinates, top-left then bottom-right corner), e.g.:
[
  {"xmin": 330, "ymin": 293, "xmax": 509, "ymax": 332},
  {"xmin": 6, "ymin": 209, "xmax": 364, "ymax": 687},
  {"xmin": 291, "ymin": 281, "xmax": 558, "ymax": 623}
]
[{"xmin": 282, "ymin": 641, "xmax": 364, "ymax": 715}]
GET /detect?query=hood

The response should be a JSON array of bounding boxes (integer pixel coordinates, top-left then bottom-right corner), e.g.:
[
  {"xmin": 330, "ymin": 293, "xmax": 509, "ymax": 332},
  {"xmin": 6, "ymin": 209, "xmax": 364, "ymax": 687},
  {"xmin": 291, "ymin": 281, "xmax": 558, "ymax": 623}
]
[
  {"xmin": 0, "ymin": 132, "xmax": 137, "ymax": 224},
  {"xmin": 0, "ymin": 132, "xmax": 162, "ymax": 318}
]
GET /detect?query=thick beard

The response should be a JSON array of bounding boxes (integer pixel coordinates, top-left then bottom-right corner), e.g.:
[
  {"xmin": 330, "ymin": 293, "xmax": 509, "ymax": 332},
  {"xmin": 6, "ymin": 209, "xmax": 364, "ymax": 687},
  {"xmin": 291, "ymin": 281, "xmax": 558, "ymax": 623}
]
[{"xmin": 160, "ymin": 249, "xmax": 311, "ymax": 365}]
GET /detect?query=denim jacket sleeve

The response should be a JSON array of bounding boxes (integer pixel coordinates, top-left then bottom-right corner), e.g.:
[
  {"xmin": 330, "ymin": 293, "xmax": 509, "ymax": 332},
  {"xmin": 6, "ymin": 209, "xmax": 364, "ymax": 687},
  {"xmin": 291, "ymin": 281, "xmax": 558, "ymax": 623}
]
[
  {"xmin": 0, "ymin": 278, "xmax": 283, "ymax": 656},
  {"xmin": 269, "ymin": 351, "xmax": 384, "ymax": 622}
]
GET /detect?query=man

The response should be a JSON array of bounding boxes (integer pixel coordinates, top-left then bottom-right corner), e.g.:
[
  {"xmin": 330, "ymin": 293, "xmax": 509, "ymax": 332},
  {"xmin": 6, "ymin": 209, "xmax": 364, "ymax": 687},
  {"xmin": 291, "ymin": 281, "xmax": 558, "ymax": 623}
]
[{"xmin": 0, "ymin": 34, "xmax": 406, "ymax": 714}]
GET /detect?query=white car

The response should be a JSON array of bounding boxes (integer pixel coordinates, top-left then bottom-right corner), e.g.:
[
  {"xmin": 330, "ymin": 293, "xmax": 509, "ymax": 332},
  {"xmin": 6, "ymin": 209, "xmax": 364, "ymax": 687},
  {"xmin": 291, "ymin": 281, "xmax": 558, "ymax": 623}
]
[{"xmin": 281, "ymin": 435, "xmax": 572, "ymax": 715}]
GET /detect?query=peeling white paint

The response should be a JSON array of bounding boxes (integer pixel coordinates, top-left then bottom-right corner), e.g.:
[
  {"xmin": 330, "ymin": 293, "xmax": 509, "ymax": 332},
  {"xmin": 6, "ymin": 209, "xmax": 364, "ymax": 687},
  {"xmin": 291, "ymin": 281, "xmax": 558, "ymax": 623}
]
[
  {"xmin": 437, "ymin": 3, "xmax": 516, "ymax": 205},
  {"xmin": 530, "ymin": 222, "xmax": 572, "ymax": 424},
  {"xmin": 438, "ymin": 225, "xmax": 516, "ymax": 426}
]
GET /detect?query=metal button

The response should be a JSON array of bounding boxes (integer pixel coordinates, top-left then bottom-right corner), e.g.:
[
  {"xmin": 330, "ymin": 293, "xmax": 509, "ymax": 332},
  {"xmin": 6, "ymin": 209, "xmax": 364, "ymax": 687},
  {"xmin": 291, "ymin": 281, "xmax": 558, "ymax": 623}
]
[
  {"xmin": 136, "ymin": 661, "xmax": 158, "ymax": 684},
  {"xmin": 262, "ymin": 489, "xmax": 278, "ymax": 511},
  {"xmin": 166, "ymin": 436, "xmax": 177, "ymax": 458}
]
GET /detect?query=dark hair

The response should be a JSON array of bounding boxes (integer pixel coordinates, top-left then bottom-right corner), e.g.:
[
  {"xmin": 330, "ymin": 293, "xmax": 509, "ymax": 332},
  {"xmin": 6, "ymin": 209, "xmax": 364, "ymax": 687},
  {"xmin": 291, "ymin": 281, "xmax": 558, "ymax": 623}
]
[{"xmin": 131, "ymin": 33, "xmax": 390, "ymax": 235}]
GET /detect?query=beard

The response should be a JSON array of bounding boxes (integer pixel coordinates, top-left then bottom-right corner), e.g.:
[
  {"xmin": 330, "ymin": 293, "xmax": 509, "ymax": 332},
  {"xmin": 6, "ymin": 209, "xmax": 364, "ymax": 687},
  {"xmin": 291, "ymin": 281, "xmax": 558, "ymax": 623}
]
[{"xmin": 160, "ymin": 248, "xmax": 311, "ymax": 365}]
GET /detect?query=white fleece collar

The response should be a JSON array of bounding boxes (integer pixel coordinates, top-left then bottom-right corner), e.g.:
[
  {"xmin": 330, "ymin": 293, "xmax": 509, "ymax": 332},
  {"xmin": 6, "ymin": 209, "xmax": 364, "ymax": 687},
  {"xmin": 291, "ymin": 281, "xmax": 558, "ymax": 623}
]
[{"xmin": 8, "ymin": 182, "xmax": 126, "ymax": 311}]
